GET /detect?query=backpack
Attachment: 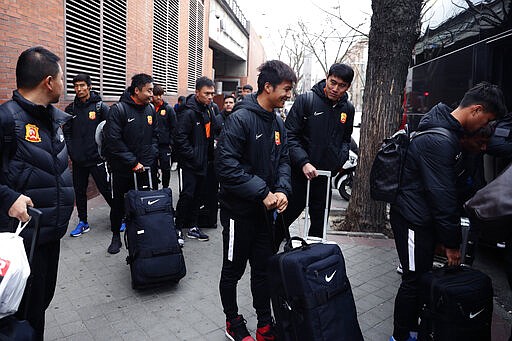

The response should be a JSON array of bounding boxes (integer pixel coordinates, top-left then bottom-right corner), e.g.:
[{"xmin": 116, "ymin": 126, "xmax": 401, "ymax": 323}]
[
  {"xmin": 95, "ymin": 102, "xmax": 124, "ymax": 160},
  {"xmin": 370, "ymin": 126, "xmax": 451, "ymax": 203},
  {"xmin": 0, "ymin": 101, "xmax": 22, "ymax": 173},
  {"xmin": 486, "ymin": 113, "xmax": 512, "ymax": 159}
]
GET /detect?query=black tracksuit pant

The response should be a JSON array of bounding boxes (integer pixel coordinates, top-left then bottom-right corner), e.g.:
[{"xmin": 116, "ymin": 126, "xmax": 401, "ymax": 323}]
[
  {"xmin": 175, "ymin": 168, "xmax": 205, "ymax": 229},
  {"xmin": 277, "ymin": 171, "xmax": 331, "ymax": 247},
  {"xmin": 390, "ymin": 210, "xmax": 436, "ymax": 341},
  {"xmin": 197, "ymin": 161, "xmax": 218, "ymax": 228},
  {"xmin": 155, "ymin": 145, "xmax": 172, "ymax": 188},
  {"xmin": 111, "ymin": 171, "xmax": 151, "ymax": 234},
  {"xmin": 72, "ymin": 162, "xmax": 112, "ymax": 222},
  {"xmin": 219, "ymin": 208, "xmax": 274, "ymax": 326},
  {"xmin": 16, "ymin": 240, "xmax": 60, "ymax": 341}
]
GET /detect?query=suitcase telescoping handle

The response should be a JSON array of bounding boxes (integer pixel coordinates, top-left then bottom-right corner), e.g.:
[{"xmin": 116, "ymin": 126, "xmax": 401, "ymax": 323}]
[
  {"xmin": 133, "ymin": 166, "xmax": 153, "ymax": 190},
  {"xmin": 303, "ymin": 170, "xmax": 331, "ymax": 243},
  {"xmin": 24, "ymin": 206, "xmax": 42, "ymax": 320}
]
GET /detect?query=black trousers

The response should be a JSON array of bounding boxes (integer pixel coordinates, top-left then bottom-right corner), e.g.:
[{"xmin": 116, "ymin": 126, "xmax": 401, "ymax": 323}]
[
  {"xmin": 277, "ymin": 171, "xmax": 331, "ymax": 246},
  {"xmin": 111, "ymin": 171, "xmax": 151, "ymax": 234},
  {"xmin": 16, "ymin": 240, "xmax": 60, "ymax": 341},
  {"xmin": 197, "ymin": 161, "xmax": 219, "ymax": 227},
  {"xmin": 155, "ymin": 145, "xmax": 172, "ymax": 188},
  {"xmin": 390, "ymin": 210, "xmax": 435, "ymax": 341},
  {"xmin": 219, "ymin": 208, "xmax": 274, "ymax": 326},
  {"xmin": 175, "ymin": 168, "xmax": 205, "ymax": 229},
  {"xmin": 72, "ymin": 162, "xmax": 112, "ymax": 222}
]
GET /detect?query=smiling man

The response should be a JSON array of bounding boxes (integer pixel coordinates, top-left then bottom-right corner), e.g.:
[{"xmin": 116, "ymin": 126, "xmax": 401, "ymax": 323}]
[
  {"xmin": 278, "ymin": 63, "xmax": 355, "ymax": 243},
  {"xmin": 215, "ymin": 60, "xmax": 296, "ymax": 341}
]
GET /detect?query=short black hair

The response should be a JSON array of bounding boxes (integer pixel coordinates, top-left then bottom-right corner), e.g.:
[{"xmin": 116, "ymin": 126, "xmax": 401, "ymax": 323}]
[
  {"xmin": 242, "ymin": 84, "xmax": 253, "ymax": 91},
  {"xmin": 16, "ymin": 46, "xmax": 61, "ymax": 89},
  {"xmin": 178, "ymin": 96, "xmax": 186, "ymax": 103},
  {"xmin": 72, "ymin": 73, "xmax": 92, "ymax": 87},
  {"xmin": 459, "ymin": 82, "xmax": 507, "ymax": 119},
  {"xmin": 328, "ymin": 63, "xmax": 354, "ymax": 84},
  {"xmin": 224, "ymin": 95, "xmax": 235, "ymax": 101},
  {"xmin": 256, "ymin": 60, "xmax": 297, "ymax": 95},
  {"xmin": 196, "ymin": 76, "xmax": 215, "ymax": 90},
  {"xmin": 153, "ymin": 84, "xmax": 165, "ymax": 96},
  {"xmin": 128, "ymin": 73, "xmax": 153, "ymax": 95}
]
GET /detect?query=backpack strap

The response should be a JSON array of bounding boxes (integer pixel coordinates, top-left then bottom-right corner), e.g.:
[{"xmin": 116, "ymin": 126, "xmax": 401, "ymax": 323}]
[
  {"xmin": 412, "ymin": 127, "xmax": 452, "ymax": 140},
  {"xmin": 95, "ymin": 101, "xmax": 102, "ymax": 116},
  {"xmin": 306, "ymin": 91, "xmax": 314, "ymax": 117}
]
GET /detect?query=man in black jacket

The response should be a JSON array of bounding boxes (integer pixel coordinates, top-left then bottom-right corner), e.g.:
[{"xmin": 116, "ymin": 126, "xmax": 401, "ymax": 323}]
[
  {"xmin": 215, "ymin": 60, "xmax": 296, "ymax": 341},
  {"xmin": 103, "ymin": 73, "xmax": 158, "ymax": 254},
  {"xmin": 217, "ymin": 94, "xmax": 235, "ymax": 130},
  {"xmin": 280, "ymin": 63, "xmax": 355, "ymax": 242},
  {"xmin": 389, "ymin": 82, "xmax": 507, "ymax": 341},
  {"xmin": 0, "ymin": 46, "xmax": 74, "ymax": 341},
  {"xmin": 64, "ymin": 73, "xmax": 112, "ymax": 237},
  {"xmin": 151, "ymin": 84, "xmax": 177, "ymax": 189},
  {"xmin": 175, "ymin": 76, "xmax": 217, "ymax": 244}
]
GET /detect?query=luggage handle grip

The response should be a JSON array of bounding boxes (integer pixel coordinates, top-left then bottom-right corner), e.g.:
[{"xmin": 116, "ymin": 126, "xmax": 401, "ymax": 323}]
[
  {"xmin": 133, "ymin": 166, "xmax": 153, "ymax": 190},
  {"xmin": 284, "ymin": 236, "xmax": 309, "ymax": 251},
  {"xmin": 304, "ymin": 169, "xmax": 331, "ymax": 241}
]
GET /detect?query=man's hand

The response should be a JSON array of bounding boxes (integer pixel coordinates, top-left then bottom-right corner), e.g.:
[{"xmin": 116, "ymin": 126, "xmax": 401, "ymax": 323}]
[
  {"xmin": 445, "ymin": 248, "xmax": 461, "ymax": 266},
  {"xmin": 132, "ymin": 162, "xmax": 144, "ymax": 173},
  {"xmin": 275, "ymin": 192, "xmax": 288, "ymax": 213},
  {"xmin": 302, "ymin": 163, "xmax": 317, "ymax": 180},
  {"xmin": 8, "ymin": 194, "xmax": 33, "ymax": 222},
  {"xmin": 263, "ymin": 191, "xmax": 278, "ymax": 210}
]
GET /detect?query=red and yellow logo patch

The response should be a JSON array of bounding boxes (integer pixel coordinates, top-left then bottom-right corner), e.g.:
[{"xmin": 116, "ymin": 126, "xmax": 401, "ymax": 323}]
[
  {"xmin": 147, "ymin": 115, "xmax": 153, "ymax": 125},
  {"xmin": 340, "ymin": 112, "xmax": 347, "ymax": 124},
  {"xmin": 275, "ymin": 131, "xmax": 281, "ymax": 145},
  {"xmin": 88, "ymin": 111, "xmax": 96, "ymax": 120},
  {"xmin": 160, "ymin": 109, "xmax": 166, "ymax": 116},
  {"xmin": 25, "ymin": 124, "xmax": 41, "ymax": 143}
]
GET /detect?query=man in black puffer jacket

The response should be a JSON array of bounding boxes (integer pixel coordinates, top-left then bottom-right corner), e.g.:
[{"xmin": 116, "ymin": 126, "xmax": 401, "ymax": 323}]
[
  {"xmin": 175, "ymin": 76, "xmax": 218, "ymax": 244},
  {"xmin": 216, "ymin": 60, "xmax": 295, "ymax": 341},
  {"xmin": 64, "ymin": 73, "xmax": 112, "ymax": 237},
  {"xmin": 281, "ymin": 63, "xmax": 355, "ymax": 241},
  {"xmin": 389, "ymin": 82, "xmax": 507, "ymax": 341},
  {"xmin": 0, "ymin": 46, "xmax": 74, "ymax": 341},
  {"xmin": 103, "ymin": 73, "xmax": 158, "ymax": 254}
]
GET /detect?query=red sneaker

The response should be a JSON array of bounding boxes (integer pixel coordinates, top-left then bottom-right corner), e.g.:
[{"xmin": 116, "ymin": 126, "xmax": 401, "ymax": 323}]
[
  {"xmin": 226, "ymin": 315, "xmax": 255, "ymax": 341},
  {"xmin": 256, "ymin": 323, "xmax": 277, "ymax": 341}
]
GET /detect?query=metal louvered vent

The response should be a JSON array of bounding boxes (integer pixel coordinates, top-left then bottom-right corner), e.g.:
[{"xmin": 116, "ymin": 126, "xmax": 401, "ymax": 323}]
[
  {"xmin": 188, "ymin": 0, "xmax": 204, "ymax": 89},
  {"xmin": 153, "ymin": 0, "xmax": 179, "ymax": 94},
  {"xmin": 65, "ymin": 0, "xmax": 127, "ymax": 98}
]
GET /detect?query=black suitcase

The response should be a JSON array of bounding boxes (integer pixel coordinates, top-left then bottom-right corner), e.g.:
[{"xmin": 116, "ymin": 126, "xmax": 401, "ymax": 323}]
[
  {"xmin": 268, "ymin": 171, "xmax": 363, "ymax": 341},
  {"xmin": 124, "ymin": 168, "xmax": 186, "ymax": 289},
  {"xmin": 418, "ymin": 266, "xmax": 493, "ymax": 341}
]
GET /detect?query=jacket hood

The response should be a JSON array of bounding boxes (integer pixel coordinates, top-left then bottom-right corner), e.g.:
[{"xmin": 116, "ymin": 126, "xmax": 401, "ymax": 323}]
[
  {"xmin": 417, "ymin": 103, "xmax": 464, "ymax": 134},
  {"xmin": 181, "ymin": 94, "xmax": 208, "ymax": 114},
  {"xmin": 73, "ymin": 91, "xmax": 102, "ymax": 106},
  {"xmin": 232, "ymin": 93, "xmax": 275, "ymax": 122},
  {"xmin": 12, "ymin": 90, "xmax": 71, "ymax": 125},
  {"xmin": 311, "ymin": 79, "xmax": 349, "ymax": 106},
  {"xmin": 119, "ymin": 90, "xmax": 148, "ymax": 109}
]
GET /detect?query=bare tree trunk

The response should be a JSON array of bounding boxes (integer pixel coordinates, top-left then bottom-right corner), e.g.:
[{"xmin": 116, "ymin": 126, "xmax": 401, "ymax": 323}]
[{"xmin": 337, "ymin": 0, "xmax": 423, "ymax": 232}]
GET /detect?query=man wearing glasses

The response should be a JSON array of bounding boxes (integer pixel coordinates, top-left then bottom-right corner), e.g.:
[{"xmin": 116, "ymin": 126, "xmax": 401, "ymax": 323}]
[{"xmin": 278, "ymin": 63, "xmax": 355, "ymax": 244}]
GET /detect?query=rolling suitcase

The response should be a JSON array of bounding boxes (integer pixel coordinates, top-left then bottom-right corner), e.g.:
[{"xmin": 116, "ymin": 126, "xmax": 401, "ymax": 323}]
[
  {"xmin": 268, "ymin": 171, "xmax": 363, "ymax": 341},
  {"xmin": 124, "ymin": 168, "xmax": 186, "ymax": 289},
  {"xmin": 418, "ymin": 266, "xmax": 493, "ymax": 341}
]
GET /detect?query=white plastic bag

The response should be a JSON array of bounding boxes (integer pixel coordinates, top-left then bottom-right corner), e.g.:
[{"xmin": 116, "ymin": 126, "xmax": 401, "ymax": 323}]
[{"xmin": 0, "ymin": 219, "xmax": 31, "ymax": 319}]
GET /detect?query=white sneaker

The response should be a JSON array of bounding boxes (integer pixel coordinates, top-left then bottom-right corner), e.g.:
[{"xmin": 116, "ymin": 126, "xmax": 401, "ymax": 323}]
[
  {"xmin": 171, "ymin": 162, "xmax": 178, "ymax": 171},
  {"xmin": 396, "ymin": 264, "xmax": 403, "ymax": 274}
]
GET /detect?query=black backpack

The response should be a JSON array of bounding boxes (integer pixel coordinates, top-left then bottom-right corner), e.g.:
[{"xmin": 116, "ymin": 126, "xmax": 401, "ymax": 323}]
[{"xmin": 370, "ymin": 126, "xmax": 451, "ymax": 203}]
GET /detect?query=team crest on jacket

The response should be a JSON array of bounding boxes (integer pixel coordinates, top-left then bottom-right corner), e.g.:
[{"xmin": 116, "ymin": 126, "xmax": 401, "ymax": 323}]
[
  {"xmin": 88, "ymin": 111, "xmax": 96, "ymax": 120},
  {"xmin": 147, "ymin": 115, "xmax": 153, "ymax": 125},
  {"xmin": 25, "ymin": 124, "xmax": 41, "ymax": 143},
  {"xmin": 275, "ymin": 131, "xmax": 281, "ymax": 145},
  {"xmin": 160, "ymin": 109, "xmax": 166, "ymax": 116},
  {"xmin": 340, "ymin": 113, "xmax": 347, "ymax": 124}
]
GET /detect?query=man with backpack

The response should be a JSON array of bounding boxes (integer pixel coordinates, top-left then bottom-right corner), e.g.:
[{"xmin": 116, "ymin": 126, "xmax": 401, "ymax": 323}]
[
  {"xmin": 389, "ymin": 82, "xmax": 507, "ymax": 341},
  {"xmin": 0, "ymin": 46, "xmax": 75, "ymax": 341},
  {"xmin": 278, "ymin": 63, "xmax": 355, "ymax": 244},
  {"xmin": 63, "ymin": 73, "xmax": 113, "ymax": 237},
  {"xmin": 103, "ymin": 73, "xmax": 158, "ymax": 254}
]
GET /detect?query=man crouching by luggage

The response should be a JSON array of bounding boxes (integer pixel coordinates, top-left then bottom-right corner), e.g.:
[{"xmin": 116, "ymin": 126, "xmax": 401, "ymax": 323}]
[
  {"xmin": 103, "ymin": 74, "xmax": 158, "ymax": 254},
  {"xmin": 389, "ymin": 82, "xmax": 507, "ymax": 341},
  {"xmin": 215, "ymin": 60, "xmax": 296, "ymax": 341}
]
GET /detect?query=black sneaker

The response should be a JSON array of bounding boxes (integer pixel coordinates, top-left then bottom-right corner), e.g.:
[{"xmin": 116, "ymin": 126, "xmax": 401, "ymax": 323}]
[
  {"xmin": 226, "ymin": 315, "xmax": 255, "ymax": 341},
  {"xmin": 187, "ymin": 226, "xmax": 209, "ymax": 241},
  {"xmin": 108, "ymin": 234, "xmax": 122, "ymax": 254}
]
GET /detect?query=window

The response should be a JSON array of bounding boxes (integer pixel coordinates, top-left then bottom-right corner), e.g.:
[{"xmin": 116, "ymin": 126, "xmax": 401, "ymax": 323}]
[
  {"xmin": 153, "ymin": 0, "xmax": 179, "ymax": 94},
  {"xmin": 188, "ymin": 0, "xmax": 204, "ymax": 89},
  {"xmin": 65, "ymin": 0, "xmax": 127, "ymax": 98}
]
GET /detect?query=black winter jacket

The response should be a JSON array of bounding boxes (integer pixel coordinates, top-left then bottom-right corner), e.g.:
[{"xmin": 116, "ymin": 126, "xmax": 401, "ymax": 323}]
[
  {"xmin": 154, "ymin": 101, "xmax": 177, "ymax": 147},
  {"xmin": 285, "ymin": 80, "xmax": 355, "ymax": 172},
  {"xmin": 0, "ymin": 91, "xmax": 74, "ymax": 245},
  {"xmin": 63, "ymin": 91, "xmax": 109, "ymax": 167},
  {"xmin": 103, "ymin": 91, "xmax": 158, "ymax": 172},
  {"xmin": 215, "ymin": 93, "xmax": 291, "ymax": 217},
  {"xmin": 175, "ymin": 94, "xmax": 217, "ymax": 175},
  {"xmin": 393, "ymin": 103, "xmax": 464, "ymax": 249}
]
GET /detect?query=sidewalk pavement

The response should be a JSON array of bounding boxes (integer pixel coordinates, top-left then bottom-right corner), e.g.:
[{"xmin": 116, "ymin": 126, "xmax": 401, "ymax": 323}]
[{"xmin": 44, "ymin": 173, "xmax": 511, "ymax": 340}]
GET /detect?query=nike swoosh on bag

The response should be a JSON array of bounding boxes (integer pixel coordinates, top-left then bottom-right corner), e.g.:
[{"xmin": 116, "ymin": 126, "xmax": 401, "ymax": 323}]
[
  {"xmin": 325, "ymin": 270, "xmax": 336, "ymax": 282},
  {"xmin": 469, "ymin": 308, "xmax": 485, "ymax": 319},
  {"xmin": 148, "ymin": 199, "xmax": 160, "ymax": 205}
]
